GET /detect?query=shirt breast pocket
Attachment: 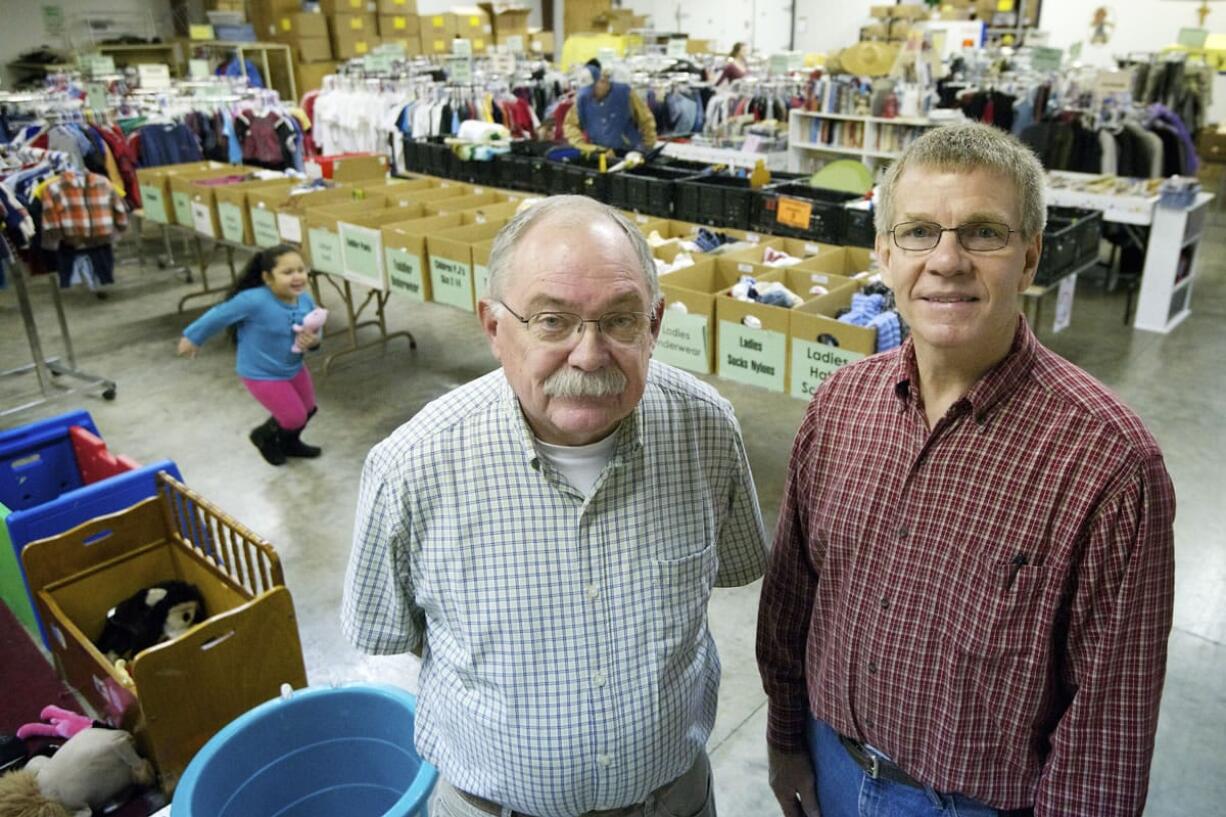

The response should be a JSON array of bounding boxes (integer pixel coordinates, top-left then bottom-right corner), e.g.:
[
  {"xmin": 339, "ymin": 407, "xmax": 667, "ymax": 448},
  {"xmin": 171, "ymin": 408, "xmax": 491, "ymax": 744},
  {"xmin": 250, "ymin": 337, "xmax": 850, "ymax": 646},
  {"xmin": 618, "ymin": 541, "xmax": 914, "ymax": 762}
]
[
  {"xmin": 945, "ymin": 555, "xmax": 1048, "ymax": 661},
  {"xmin": 652, "ymin": 544, "xmax": 717, "ymax": 663}
]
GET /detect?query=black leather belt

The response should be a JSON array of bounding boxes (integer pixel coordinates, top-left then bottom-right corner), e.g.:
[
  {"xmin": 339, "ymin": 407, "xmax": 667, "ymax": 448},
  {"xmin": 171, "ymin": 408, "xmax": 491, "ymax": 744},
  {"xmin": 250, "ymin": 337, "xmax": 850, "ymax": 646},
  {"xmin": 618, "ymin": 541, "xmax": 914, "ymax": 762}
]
[
  {"xmin": 836, "ymin": 733, "xmax": 1034, "ymax": 817},
  {"xmin": 457, "ymin": 789, "xmax": 641, "ymax": 817}
]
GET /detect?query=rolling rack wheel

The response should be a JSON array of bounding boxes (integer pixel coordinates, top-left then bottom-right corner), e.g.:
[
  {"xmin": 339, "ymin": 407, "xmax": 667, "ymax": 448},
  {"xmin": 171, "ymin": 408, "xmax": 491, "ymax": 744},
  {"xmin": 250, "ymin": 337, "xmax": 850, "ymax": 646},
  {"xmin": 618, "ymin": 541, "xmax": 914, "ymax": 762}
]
[{"xmin": 103, "ymin": 387, "xmax": 117, "ymax": 401}]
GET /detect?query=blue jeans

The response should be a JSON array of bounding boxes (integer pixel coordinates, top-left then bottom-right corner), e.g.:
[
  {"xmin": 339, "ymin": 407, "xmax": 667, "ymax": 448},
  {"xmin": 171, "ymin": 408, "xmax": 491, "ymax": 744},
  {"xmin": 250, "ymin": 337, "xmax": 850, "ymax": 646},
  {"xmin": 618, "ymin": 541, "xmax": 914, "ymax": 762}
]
[{"xmin": 807, "ymin": 718, "xmax": 1001, "ymax": 817}]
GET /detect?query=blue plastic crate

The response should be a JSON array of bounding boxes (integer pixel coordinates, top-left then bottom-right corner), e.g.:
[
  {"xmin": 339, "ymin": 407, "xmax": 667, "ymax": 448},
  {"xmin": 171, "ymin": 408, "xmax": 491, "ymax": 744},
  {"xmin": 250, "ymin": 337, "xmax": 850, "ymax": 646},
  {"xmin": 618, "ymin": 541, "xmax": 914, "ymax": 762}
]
[{"xmin": 0, "ymin": 410, "xmax": 99, "ymax": 512}]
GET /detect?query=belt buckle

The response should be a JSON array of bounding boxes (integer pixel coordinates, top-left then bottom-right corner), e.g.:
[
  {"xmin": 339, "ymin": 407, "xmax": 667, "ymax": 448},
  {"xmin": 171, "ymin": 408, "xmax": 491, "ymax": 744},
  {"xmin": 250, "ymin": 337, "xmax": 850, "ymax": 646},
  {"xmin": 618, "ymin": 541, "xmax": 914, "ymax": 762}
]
[{"xmin": 866, "ymin": 752, "xmax": 880, "ymax": 780}]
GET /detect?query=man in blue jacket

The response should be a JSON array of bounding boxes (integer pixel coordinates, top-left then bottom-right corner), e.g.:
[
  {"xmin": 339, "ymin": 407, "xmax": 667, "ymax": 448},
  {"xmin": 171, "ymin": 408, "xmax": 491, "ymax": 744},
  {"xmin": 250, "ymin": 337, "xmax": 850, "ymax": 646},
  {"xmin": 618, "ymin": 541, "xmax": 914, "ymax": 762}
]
[{"xmin": 564, "ymin": 61, "xmax": 658, "ymax": 151}]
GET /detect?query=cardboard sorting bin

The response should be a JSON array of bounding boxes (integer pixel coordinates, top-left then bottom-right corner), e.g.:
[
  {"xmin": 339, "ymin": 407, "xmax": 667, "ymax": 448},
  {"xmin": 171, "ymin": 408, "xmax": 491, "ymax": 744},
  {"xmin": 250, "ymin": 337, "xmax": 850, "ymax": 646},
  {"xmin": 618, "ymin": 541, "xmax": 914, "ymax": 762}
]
[
  {"xmin": 21, "ymin": 472, "xmax": 307, "ymax": 794},
  {"xmin": 212, "ymin": 178, "xmax": 297, "ymax": 245},
  {"xmin": 266, "ymin": 180, "xmax": 417, "ymax": 246},
  {"xmin": 381, "ymin": 212, "xmax": 466, "ymax": 302},
  {"xmin": 382, "ymin": 183, "xmax": 474, "ymax": 209},
  {"xmin": 789, "ymin": 279, "xmax": 873, "ymax": 402},
  {"xmin": 181, "ymin": 172, "xmax": 272, "ymax": 238},
  {"xmin": 135, "ymin": 161, "xmax": 233, "ymax": 225},
  {"xmin": 420, "ymin": 189, "xmax": 523, "ymax": 216},
  {"xmin": 653, "ymin": 257, "xmax": 721, "ymax": 375},
  {"xmin": 303, "ymin": 200, "xmax": 400, "ymax": 274},
  {"xmin": 166, "ymin": 167, "xmax": 249, "ymax": 229},
  {"xmin": 336, "ymin": 204, "xmax": 430, "ymax": 291},
  {"xmin": 426, "ymin": 219, "xmax": 510, "ymax": 312}
]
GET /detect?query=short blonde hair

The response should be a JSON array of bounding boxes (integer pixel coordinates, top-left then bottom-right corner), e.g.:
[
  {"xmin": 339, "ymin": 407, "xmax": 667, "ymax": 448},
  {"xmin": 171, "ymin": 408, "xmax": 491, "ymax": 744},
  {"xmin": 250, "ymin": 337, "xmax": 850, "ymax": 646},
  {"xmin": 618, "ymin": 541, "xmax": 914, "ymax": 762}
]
[{"xmin": 875, "ymin": 122, "xmax": 1047, "ymax": 239}]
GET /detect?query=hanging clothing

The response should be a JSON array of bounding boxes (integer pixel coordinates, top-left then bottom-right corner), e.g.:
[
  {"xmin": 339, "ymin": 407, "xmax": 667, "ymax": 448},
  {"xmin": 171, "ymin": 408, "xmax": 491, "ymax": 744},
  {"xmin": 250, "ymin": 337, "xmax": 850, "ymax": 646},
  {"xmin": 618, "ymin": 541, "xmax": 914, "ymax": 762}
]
[{"xmin": 38, "ymin": 169, "xmax": 128, "ymax": 250}]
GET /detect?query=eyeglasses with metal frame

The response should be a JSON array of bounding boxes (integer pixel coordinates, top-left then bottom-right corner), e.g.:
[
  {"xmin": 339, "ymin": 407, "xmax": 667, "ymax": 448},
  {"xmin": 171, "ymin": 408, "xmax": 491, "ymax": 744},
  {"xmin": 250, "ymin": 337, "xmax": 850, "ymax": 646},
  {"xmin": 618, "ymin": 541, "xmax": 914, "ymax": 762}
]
[
  {"xmin": 890, "ymin": 221, "xmax": 1017, "ymax": 252},
  {"xmin": 497, "ymin": 301, "xmax": 654, "ymax": 345}
]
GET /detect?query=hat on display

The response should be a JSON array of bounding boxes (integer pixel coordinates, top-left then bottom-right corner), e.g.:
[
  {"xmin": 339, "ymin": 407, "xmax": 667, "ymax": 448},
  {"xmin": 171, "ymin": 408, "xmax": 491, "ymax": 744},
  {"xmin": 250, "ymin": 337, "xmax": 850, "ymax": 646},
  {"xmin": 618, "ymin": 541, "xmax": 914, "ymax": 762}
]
[{"xmin": 839, "ymin": 42, "xmax": 899, "ymax": 78}]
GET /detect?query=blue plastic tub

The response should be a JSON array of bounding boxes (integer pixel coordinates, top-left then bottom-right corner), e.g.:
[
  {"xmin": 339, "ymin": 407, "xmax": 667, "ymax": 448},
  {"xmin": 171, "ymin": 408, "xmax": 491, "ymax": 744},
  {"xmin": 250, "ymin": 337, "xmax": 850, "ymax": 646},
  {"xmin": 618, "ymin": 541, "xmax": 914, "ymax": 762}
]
[{"xmin": 173, "ymin": 684, "xmax": 438, "ymax": 817}]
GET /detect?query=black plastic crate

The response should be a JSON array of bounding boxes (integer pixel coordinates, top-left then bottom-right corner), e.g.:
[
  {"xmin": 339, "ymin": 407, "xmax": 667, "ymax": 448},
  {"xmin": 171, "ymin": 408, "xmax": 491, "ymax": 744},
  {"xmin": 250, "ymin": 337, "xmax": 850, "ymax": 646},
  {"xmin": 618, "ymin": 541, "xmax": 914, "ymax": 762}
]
[
  {"xmin": 1050, "ymin": 206, "xmax": 1102, "ymax": 265},
  {"xmin": 1037, "ymin": 211, "xmax": 1080, "ymax": 286},
  {"xmin": 417, "ymin": 138, "xmax": 455, "ymax": 179},
  {"xmin": 751, "ymin": 183, "xmax": 861, "ymax": 244},
  {"xmin": 674, "ymin": 175, "xmax": 756, "ymax": 229},
  {"xmin": 402, "ymin": 137, "xmax": 429, "ymax": 174},
  {"xmin": 845, "ymin": 207, "xmax": 876, "ymax": 248},
  {"xmin": 452, "ymin": 156, "xmax": 499, "ymax": 186},
  {"xmin": 607, "ymin": 165, "xmax": 702, "ymax": 217},
  {"xmin": 566, "ymin": 165, "xmax": 609, "ymax": 200}
]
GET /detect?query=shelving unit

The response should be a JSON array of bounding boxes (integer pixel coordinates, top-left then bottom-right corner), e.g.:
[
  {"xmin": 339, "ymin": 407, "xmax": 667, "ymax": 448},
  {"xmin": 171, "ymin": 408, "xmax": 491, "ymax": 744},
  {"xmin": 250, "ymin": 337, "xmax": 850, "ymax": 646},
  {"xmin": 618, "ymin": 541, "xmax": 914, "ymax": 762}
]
[{"xmin": 787, "ymin": 109, "xmax": 945, "ymax": 174}]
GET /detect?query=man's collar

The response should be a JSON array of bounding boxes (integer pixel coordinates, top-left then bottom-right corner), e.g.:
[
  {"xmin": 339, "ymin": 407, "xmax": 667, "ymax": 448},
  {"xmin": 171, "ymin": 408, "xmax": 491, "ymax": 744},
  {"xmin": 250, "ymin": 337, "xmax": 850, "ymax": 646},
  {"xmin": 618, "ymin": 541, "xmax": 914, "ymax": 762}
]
[{"xmin": 892, "ymin": 316, "xmax": 1037, "ymax": 422}]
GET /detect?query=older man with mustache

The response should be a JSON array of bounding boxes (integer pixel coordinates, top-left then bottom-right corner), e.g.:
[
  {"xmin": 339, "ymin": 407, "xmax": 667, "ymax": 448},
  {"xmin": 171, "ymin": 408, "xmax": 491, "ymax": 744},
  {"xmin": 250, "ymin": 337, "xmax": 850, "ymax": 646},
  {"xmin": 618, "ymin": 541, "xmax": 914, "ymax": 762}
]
[{"xmin": 343, "ymin": 196, "xmax": 768, "ymax": 817}]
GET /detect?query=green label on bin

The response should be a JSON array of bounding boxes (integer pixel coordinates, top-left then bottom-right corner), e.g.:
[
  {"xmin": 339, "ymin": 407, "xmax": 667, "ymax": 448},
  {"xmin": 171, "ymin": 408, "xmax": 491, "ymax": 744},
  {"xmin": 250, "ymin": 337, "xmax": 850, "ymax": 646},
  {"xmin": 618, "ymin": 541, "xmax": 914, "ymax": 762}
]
[
  {"xmin": 385, "ymin": 247, "xmax": 426, "ymax": 302},
  {"xmin": 218, "ymin": 202, "xmax": 245, "ymax": 243},
  {"xmin": 308, "ymin": 227, "xmax": 342, "ymax": 275},
  {"xmin": 251, "ymin": 208, "xmax": 280, "ymax": 247},
  {"xmin": 654, "ymin": 310, "xmax": 710, "ymax": 374},
  {"xmin": 172, "ymin": 192, "xmax": 192, "ymax": 224},
  {"xmin": 474, "ymin": 264, "xmax": 491, "ymax": 302},
  {"xmin": 141, "ymin": 185, "xmax": 167, "ymax": 223},
  {"xmin": 790, "ymin": 340, "xmax": 863, "ymax": 401},
  {"xmin": 340, "ymin": 223, "xmax": 384, "ymax": 290},
  {"xmin": 430, "ymin": 255, "xmax": 474, "ymax": 312},
  {"xmin": 717, "ymin": 321, "xmax": 786, "ymax": 392}
]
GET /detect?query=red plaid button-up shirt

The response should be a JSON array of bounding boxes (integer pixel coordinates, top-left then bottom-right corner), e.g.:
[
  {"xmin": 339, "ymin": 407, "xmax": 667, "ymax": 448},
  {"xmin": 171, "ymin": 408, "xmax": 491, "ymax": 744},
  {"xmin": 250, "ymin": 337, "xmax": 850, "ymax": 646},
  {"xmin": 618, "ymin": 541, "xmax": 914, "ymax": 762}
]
[
  {"xmin": 757, "ymin": 319, "xmax": 1175, "ymax": 815},
  {"xmin": 39, "ymin": 169, "xmax": 128, "ymax": 249}
]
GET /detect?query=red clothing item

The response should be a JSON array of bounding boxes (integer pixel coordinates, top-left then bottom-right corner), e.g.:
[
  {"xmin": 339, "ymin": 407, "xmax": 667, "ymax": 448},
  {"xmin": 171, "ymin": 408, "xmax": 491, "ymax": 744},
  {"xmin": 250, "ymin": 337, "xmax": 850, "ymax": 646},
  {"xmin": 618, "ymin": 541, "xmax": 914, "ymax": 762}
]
[
  {"xmin": 40, "ymin": 170, "xmax": 128, "ymax": 249},
  {"xmin": 757, "ymin": 319, "xmax": 1174, "ymax": 815}
]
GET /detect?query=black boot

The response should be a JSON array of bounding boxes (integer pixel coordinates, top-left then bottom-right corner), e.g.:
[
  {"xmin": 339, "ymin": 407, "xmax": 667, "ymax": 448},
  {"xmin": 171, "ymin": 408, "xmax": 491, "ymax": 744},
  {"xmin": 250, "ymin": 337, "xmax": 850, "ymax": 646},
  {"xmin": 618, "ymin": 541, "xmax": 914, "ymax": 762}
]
[
  {"xmin": 249, "ymin": 418, "xmax": 287, "ymax": 466},
  {"xmin": 283, "ymin": 426, "xmax": 321, "ymax": 458}
]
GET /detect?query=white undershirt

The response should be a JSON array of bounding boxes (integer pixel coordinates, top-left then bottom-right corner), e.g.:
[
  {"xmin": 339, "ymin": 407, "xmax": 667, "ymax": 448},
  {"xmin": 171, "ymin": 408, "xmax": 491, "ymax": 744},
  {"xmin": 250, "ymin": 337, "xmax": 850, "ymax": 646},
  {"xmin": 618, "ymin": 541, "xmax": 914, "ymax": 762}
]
[{"xmin": 534, "ymin": 433, "xmax": 619, "ymax": 496}]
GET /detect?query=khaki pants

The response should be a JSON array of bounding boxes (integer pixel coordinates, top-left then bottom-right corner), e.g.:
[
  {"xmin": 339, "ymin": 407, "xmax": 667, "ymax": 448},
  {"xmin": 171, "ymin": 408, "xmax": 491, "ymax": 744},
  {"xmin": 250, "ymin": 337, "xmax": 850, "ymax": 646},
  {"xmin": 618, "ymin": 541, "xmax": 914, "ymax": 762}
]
[{"xmin": 430, "ymin": 749, "xmax": 716, "ymax": 817}]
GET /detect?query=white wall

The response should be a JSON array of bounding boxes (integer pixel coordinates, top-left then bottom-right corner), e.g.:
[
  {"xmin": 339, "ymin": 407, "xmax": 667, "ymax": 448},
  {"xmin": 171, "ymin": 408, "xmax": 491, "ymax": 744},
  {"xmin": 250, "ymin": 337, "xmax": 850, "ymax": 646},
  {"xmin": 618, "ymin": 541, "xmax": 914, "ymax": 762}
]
[
  {"xmin": 792, "ymin": 0, "xmax": 875, "ymax": 55},
  {"xmin": 1038, "ymin": 0, "xmax": 1208, "ymax": 68},
  {"xmin": 1, "ymin": 0, "xmax": 175, "ymax": 88}
]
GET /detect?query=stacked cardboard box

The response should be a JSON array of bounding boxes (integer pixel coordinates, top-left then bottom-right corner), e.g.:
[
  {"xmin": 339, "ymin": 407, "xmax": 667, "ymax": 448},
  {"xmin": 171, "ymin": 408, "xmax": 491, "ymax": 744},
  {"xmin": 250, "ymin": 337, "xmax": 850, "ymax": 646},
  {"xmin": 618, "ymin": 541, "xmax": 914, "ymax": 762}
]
[
  {"xmin": 591, "ymin": 9, "xmax": 644, "ymax": 34},
  {"xmin": 248, "ymin": 0, "xmax": 304, "ymax": 42},
  {"xmin": 867, "ymin": 2, "xmax": 927, "ymax": 44},
  {"xmin": 479, "ymin": 3, "xmax": 531, "ymax": 45},
  {"xmin": 565, "ymin": 0, "xmax": 611, "ymax": 35},
  {"xmin": 452, "ymin": 7, "xmax": 493, "ymax": 53},
  {"xmin": 272, "ymin": 11, "xmax": 333, "ymax": 63},
  {"xmin": 527, "ymin": 28, "xmax": 554, "ymax": 56},
  {"xmin": 378, "ymin": 8, "xmax": 423, "ymax": 55},
  {"xmin": 330, "ymin": 11, "xmax": 380, "ymax": 58}
]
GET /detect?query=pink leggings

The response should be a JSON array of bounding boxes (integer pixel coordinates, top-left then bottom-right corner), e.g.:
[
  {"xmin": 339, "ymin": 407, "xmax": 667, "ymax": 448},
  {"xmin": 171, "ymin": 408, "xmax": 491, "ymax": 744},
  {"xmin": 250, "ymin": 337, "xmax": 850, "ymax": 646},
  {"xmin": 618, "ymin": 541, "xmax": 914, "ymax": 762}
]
[{"xmin": 242, "ymin": 367, "xmax": 317, "ymax": 431}]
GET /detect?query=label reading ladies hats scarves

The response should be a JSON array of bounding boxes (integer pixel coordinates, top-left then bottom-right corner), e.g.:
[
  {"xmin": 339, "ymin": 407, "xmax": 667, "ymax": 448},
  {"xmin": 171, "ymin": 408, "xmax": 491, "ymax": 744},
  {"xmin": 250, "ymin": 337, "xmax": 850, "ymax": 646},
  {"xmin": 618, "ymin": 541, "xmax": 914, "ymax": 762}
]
[
  {"xmin": 251, "ymin": 208, "xmax": 281, "ymax": 247},
  {"xmin": 790, "ymin": 341, "xmax": 862, "ymax": 400},
  {"xmin": 718, "ymin": 321, "xmax": 786, "ymax": 392},
  {"xmin": 654, "ymin": 310, "xmax": 710, "ymax": 374},
  {"xmin": 385, "ymin": 247, "xmax": 426, "ymax": 301}
]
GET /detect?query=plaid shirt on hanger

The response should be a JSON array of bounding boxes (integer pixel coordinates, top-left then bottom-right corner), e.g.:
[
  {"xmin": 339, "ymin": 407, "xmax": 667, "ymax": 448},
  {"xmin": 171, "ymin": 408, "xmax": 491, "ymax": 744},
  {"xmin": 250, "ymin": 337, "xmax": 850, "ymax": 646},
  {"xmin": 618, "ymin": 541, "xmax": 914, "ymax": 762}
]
[{"xmin": 39, "ymin": 169, "xmax": 127, "ymax": 249}]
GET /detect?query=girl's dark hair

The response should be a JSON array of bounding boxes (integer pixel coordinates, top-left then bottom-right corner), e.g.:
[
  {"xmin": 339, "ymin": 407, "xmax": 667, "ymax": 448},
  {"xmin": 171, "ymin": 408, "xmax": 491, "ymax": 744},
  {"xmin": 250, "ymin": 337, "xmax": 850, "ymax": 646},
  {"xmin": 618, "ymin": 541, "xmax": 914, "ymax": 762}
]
[{"xmin": 225, "ymin": 244, "xmax": 302, "ymax": 344}]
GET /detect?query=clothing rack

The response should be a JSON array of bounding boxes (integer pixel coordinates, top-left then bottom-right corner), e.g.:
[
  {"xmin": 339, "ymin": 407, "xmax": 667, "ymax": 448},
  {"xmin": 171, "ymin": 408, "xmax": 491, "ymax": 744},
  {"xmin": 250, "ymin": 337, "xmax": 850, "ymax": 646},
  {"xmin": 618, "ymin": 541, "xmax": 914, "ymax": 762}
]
[{"xmin": 1, "ymin": 256, "xmax": 117, "ymax": 417}]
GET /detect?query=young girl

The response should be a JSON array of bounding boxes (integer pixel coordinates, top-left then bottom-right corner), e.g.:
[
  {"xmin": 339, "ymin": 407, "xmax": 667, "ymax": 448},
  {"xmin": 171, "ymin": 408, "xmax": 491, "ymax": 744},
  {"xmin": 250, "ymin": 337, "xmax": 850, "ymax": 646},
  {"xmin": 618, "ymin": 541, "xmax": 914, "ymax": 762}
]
[{"xmin": 178, "ymin": 245, "xmax": 323, "ymax": 466}]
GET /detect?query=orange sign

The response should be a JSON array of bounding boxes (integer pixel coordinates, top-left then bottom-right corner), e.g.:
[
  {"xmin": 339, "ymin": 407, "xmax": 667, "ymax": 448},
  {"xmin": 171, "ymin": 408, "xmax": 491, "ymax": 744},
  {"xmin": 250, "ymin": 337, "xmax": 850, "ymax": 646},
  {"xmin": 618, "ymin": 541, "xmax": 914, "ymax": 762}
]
[{"xmin": 777, "ymin": 197, "xmax": 813, "ymax": 230}]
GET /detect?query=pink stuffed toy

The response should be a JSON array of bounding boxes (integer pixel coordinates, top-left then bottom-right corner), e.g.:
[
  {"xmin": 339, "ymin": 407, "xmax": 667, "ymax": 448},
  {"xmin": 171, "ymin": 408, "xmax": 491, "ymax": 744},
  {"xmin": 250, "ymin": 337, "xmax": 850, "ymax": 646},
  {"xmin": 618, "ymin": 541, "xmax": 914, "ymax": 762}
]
[
  {"xmin": 16, "ymin": 705, "xmax": 96, "ymax": 741},
  {"xmin": 292, "ymin": 307, "xmax": 328, "ymax": 354}
]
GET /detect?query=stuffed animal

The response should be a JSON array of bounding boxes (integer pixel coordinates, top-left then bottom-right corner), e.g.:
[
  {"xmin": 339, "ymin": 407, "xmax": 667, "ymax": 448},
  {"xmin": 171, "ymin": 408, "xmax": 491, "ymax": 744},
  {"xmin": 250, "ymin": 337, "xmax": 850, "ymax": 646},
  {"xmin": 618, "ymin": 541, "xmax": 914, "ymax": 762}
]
[
  {"xmin": 0, "ymin": 728, "xmax": 153, "ymax": 817},
  {"xmin": 291, "ymin": 307, "xmax": 328, "ymax": 353},
  {"xmin": 16, "ymin": 707, "xmax": 97, "ymax": 742},
  {"xmin": 95, "ymin": 580, "xmax": 205, "ymax": 663}
]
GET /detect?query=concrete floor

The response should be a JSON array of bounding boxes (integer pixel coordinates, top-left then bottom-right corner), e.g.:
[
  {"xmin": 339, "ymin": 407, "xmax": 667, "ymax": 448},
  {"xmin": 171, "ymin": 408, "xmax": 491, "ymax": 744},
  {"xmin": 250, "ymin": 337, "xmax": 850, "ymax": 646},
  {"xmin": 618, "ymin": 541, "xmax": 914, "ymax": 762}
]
[{"xmin": 2, "ymin": 212, "xmax": 1223, "ymax": 815}]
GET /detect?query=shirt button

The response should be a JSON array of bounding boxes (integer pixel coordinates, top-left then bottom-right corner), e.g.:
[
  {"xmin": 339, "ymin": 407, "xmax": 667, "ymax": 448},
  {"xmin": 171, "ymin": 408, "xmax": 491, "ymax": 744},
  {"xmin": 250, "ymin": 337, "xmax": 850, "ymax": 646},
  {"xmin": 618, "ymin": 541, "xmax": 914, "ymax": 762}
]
[
  {"xmin": 593, "ymin": 670, "xmax": 607, "ymax": 688},
  {"xmin": 597, "ymin": 753, "xmax": 611, "ymax": 767},
  {"xmin": 586, "ymin": 583, "xmax": 600, "ymax": 600},
  {"xmin": 879, "ymin": 597, "xmax": 890, "ymax": 610},
  {"xmin": 868, "ymin": 661, "xmax": 878, "ymax": 674},
  {"xmin": 865, "ymin": 719, "xmax": 875, "ymax": 730},
  {"xmin": 897, "ymin": 525, "xmax": 909, "ymax": 539}
]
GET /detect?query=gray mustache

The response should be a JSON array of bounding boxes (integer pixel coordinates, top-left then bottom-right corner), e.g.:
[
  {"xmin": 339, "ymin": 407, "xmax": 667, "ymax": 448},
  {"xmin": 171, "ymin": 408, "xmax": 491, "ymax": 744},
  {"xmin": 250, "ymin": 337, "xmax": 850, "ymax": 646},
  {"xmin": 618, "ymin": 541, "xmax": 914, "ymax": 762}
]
[{"xmin": 542, "ymin": 367, "xmax": 628, "ymax": 398}]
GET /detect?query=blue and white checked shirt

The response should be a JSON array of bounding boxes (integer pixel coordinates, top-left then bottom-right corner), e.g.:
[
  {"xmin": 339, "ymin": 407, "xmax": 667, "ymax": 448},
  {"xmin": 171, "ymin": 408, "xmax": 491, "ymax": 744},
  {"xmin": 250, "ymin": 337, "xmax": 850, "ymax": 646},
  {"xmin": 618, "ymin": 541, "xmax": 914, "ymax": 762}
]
[{"xmin": 342, "ymin": 361, "xmax": 768, "ymax": 817}]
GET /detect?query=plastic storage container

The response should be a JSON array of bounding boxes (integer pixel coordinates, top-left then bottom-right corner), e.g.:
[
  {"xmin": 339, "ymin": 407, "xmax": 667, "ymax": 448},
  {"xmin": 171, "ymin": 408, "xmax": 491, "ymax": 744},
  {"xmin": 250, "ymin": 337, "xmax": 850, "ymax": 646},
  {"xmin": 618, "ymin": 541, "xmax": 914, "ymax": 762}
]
[
  {"xmin": 750, "ymin": 183, "xmax": 862, "ymax": 245},
  {"xmin": 173, "ymin": 684, "xmax": 438, "ymax": 817},
  {"xmin": 606, "ymin": 164, "xmax": 703, "ymax": 217}
]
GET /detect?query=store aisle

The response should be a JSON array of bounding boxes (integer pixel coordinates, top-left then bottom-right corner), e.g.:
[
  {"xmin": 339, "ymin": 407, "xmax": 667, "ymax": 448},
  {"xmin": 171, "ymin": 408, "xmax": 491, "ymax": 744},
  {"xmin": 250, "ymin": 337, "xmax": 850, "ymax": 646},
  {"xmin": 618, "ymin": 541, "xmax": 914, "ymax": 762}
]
[{"xmin": 0, "ymin": 215, "xmax": 1222, "ymax": 814}]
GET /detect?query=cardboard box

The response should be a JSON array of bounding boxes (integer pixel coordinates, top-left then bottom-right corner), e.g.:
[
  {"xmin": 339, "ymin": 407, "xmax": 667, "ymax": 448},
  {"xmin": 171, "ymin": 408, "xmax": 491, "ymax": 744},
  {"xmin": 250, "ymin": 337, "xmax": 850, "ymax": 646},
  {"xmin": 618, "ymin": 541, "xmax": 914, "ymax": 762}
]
[
  {"xmin": 274, "ymin": 11, "xmax": 329, "ymax": 38},
  {"xmin": 869, "ymin": 5, "xmax": 894, "ymax": 19},
  {"xmin": 213, "ymin": 178, "xmax": 296, "ymax": 245},
  {"xmin": 479, "ymin": 3, "xmax": 531, "ymax": 43},
  {"xmin": 187, "ymin": 175, "xmax": 273, "ymax": 239},
  {"xmin": 320, "ymin": 0, "xmax": 376, "ymax": 13},
  {"xmin": 294, "ymin": 60, "xmax": 339, "ymax": 93},
  {"xmin": 330, "ymin": 13, "xmax": 379, "ymax": 57},
  {"xmin": 421, "ymin": 189, "xmax": 520, "ymax": 216},
  {"xmin": 337, "ymin": 204, "xmax": 431, "ymax": 290},
  {"xmin": 381, "ymin": 33, "xmax": 425, "ymax": 55},
  {"xmin": 305, "ymin": 201, "xmax": 399, "ymax": 273},
  {"xmin": 889, "ymin": 19, "xmax": 912, "ymax": 38},
  {"xmin": 654, "ymin": 258, "xmax": 723, "ymax": 374},
  {"xmin": 136, "ymin": 161, "xmax": 231, "ymax": 225},
  {"xmin": 565, "ymin": 0, "xmax": 611, "ymax": 34},
  {"xmin": 381, "ymin": 183, "xmax": 473, "ymax": 209},
  {"xmin": 168, "ymin": 169, "xmax": 249, "ymax": 234},
  {"xmin": 425, "ymin": 220, "xmax": 509, "ymax": 312},
  {"xmin": 377, "ymin": 0, "xmax": 417, "ymax": 12},
  {"xmin": 378, "ymin": 13, "xmax": 421, "ymax": 36},
  {"xmin": 382, "ymin": 212, "xmax": 465, "ymax": 301},
  {"xmin": 686, "ymin": 39, "xmax": 712, "ymax": 54},
  {"xmin": 451, "ymin": 6, "xmax": 493, "ymax": 49},
  {"xmin": 1196, "ymin": 124, "xmax": 1226, "ymax": 164},
  {"xmin": 273, "ymin": 181, "xmax": 407, "ymax": 246},
  {"xmin": 527, "ymin": 28, "xmax": 554, "ymax": 55},
  {"xmin": 713, "ymin": 270, "xmax": 791, "ymax": 393},
  {"xmin": 892, "ymin": 3, "xmax": 929, "ymax": 20},
  {"xmin": 789, "ymin": 280, "xmax": 871, "ymax": 401},
  {"xmin": 291, "ymin": 37, "xmax": 334, "ymax": 62},
  {"xmin": 308, "ymin": 153, "xmax": 390, "ymax": 182},
  {"xmin": 423, "ymin": 13, "xmax": 458, "ymax": 52}
]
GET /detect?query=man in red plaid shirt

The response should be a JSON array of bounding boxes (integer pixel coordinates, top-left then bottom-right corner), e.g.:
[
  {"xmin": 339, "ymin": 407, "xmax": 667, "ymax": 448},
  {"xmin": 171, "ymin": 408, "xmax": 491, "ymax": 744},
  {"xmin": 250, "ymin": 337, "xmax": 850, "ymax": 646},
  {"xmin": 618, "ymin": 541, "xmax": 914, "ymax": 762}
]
[{"xmin": 757, "ymin": 122, "xmax": 1175, "ymax": 817}]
